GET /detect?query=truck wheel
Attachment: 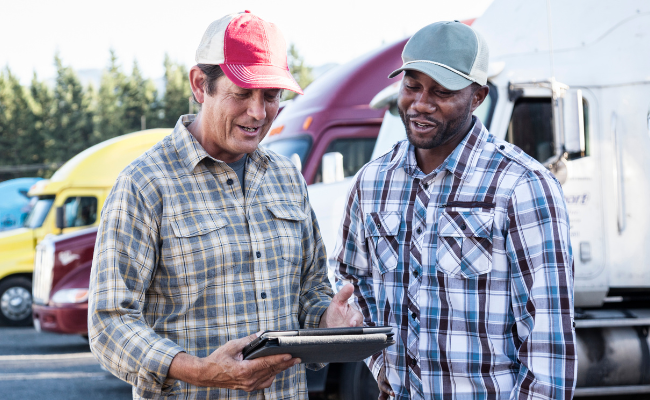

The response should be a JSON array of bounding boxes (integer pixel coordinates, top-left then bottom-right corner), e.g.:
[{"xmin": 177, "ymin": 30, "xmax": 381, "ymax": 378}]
[
  {"xmin": 338, "ymin": 362, "xmax": 380, "ymax": 400},
  {"xmin": 0, "ymin": 277, "xmax": 33, "ymax": 326}
]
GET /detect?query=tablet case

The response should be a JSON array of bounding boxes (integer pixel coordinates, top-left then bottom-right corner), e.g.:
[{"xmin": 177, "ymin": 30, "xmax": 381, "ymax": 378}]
[{"xmin": 243, "ymin": 327, "xmax": 395, "ymax": 364}]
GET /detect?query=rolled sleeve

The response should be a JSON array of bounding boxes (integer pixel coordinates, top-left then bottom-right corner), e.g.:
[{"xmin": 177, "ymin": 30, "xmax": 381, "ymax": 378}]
[
  {"xmin": 88, "ymin": 174, "xmax": 184, "ymax": 397},
  {"xmin": 506, "ymin": 171, "xmax": 577, "ymax": 400}
]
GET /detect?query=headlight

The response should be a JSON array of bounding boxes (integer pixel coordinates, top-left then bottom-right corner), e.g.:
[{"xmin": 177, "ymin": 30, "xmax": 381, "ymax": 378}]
[{"xmin": 51, "ymin": 288, "xmax": 89, "ymax": 304}]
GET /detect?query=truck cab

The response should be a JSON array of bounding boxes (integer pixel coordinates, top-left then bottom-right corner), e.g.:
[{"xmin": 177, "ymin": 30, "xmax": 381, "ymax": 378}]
[
  {"xmin": 262, "ymin": 37, "xmax": 408, "ymax": 185},
  {"xmin": 0, "ymin": 129, "xmax": 171, "ymax": 326},
  {"xmin": 309, "ymin": 0, "xmax": 650, "ymax": 395}
]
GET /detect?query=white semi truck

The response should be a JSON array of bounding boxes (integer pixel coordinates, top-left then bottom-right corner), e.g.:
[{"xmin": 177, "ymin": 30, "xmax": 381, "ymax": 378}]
[{"xmin": 308, "ymin": 0, "xmax": 650, "ymax": 396}]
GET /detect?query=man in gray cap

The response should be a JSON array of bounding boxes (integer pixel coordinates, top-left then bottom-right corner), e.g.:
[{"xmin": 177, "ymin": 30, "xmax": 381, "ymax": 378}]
[{"xmin": 334, "ymin": 21, "xmax": 576, "ymax": 399}]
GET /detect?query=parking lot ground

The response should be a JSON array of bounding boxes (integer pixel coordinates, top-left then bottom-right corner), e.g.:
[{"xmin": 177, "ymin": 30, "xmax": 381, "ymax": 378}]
[{"xmin": 0, "ymin": 327, "xmax": 132, "ymax": 400}]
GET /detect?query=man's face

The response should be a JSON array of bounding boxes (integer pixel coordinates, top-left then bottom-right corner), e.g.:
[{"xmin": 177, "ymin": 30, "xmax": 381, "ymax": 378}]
[
  {"xmin": 397, "ymin": 70, "xmax": 477, "ymax": 149},
  {"xmin": 201, "ymin": 75, "xmax": 281, "ymax": 162}
]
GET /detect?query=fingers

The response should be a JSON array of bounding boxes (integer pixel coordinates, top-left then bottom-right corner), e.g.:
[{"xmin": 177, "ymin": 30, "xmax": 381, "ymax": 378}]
[
  {"xmin": 333, "ymin": 283, "xmax": 355, "ymax": 305},
  {"xmin": 378, "ymin": 365, "xmax": 394, "ymax": 398},
  {"xmin": 247, "ymin": 353, "xmax": 300, "ymax": 376},
  {"xmin": 348, "ymin": 308, "xmax": 364, "ymax": 327},
  {"xmin": 239, "ymin": 354, "xmax": 299, "ymax": 392}
]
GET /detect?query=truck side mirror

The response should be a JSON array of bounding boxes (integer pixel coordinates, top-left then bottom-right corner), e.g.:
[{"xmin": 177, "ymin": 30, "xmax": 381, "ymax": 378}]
[
  {"xmin": 563, "ymin": 89, "xmax": 586, "ymax": 155},
  {"xmin": 55, "ymin": 206, "xmax": 65, "ymax": 232},
  {"xmin": 321, "ymin": 152, "xmax": 345, "ymax": 184}
]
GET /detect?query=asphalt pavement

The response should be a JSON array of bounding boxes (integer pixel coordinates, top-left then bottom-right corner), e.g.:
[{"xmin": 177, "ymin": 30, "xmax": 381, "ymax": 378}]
[{"xmin": 0, "ymin": 327, "xmax": 132, "ymax": 400}]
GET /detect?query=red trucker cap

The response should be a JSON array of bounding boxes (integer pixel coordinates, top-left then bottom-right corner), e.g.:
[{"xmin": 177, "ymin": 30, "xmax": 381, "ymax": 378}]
[{"xmin": 195, "ymin": 11, "xmax": 303, "ymax": 95}]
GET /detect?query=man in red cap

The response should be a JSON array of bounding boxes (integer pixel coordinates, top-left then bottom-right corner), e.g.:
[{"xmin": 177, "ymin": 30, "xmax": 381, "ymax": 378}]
[{"xmin": 88, "ymin": 11, "xmax": 362, "ymax": 399}]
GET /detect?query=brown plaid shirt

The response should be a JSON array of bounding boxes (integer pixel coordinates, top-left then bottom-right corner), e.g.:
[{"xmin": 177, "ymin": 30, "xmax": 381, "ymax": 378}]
[{"xmin": 88, "ymin": 115, "xmax": 333, "ymax": 399}]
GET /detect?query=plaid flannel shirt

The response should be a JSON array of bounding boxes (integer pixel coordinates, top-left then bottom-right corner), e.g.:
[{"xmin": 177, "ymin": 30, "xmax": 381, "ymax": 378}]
[
  {"xmin": 334, "ymin": 118, "xmax": 576, "ymax": 400},
  {"xmin": 88, "ymin": 115, "xmax": 333, "ymax": 399}
]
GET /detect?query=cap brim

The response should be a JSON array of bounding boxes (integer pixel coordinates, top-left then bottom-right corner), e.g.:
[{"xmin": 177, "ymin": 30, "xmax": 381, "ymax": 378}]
[
  {"xmin": 221, "ymin": 64, "xmax": 304, "ymax": 95},
  {"xmin": 388, "ymin": 62, "xmax": 473, "ymax": 91}
]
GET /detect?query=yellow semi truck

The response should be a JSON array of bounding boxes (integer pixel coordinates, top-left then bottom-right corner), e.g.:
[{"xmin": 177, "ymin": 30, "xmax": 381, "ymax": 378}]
[{"xmin": 0, "ymin": 129, "xmax": 171, "ymax": 326}]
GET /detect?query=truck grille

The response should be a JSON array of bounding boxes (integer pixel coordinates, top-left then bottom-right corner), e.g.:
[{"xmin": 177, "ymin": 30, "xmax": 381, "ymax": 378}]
[{"xmin": 33, "ymin": 242, "xmax": 55, "ymax": 305}]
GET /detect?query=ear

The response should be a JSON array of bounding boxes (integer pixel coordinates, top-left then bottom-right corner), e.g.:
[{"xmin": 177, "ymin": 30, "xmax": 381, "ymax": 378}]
[
  {"xmin": 470, "ymin": 85, "xmax": 490, "ymax": 113},
  {"xmin": 189, "ymin": 65, "xmax": 206, "ymax": 104}
]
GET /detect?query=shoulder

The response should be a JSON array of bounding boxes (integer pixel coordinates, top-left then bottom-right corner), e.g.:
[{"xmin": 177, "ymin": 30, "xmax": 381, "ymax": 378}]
[
  {"xmin": 486, "ymin": 135, "xmax": 562, "ymax": 193},
  {"xmin": 259, "ymin": 147, "xmax": 308, "ymax": 197},
  {"xmin": 355, "ymin": 140, "xmax": 408, "ymax": 184},
  {"xmin": 111, "ymin": 136, "xmax": 175, "ymax": 203}
]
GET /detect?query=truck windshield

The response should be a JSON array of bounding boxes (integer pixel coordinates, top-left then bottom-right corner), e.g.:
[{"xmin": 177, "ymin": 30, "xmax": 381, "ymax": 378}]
[
  {"xmin": 23, "ymin": 196, "xmax": 54, "ymax": 229},
  {"xmin": 262, "ymin": 136, "xmax": 312, "ymax": 165}
]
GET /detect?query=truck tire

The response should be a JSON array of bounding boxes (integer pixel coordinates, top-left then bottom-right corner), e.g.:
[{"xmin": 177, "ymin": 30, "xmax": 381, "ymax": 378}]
[
  {"xmin": 0, "ymin": 276, "xmax": 33, "ymax": 326},
  {"xmin": 338, "ymin": 362, "xmax": 380, "ymax": 400}
]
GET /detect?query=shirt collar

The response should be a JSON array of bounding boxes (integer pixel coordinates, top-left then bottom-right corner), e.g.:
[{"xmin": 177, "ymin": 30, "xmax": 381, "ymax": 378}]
[
  {"xmin": 172, "ymin": 114, "xmax": 270, "ymax": 172},
  {"xmin": 383, "ymin": 116, "xmax": 488, "ymax": 182}
]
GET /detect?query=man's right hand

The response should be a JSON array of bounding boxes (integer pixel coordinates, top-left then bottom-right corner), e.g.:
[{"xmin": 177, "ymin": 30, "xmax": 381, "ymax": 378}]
[
  {"xmin": 378, "ymin": 364, "xmax": 394, "ymax": 399},
  {"xmin": 168, "ymin": 333, "xmax": 300, "ymax": 392}
]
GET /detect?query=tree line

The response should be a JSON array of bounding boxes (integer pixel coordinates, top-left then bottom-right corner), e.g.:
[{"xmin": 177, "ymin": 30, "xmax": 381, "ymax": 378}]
[{"xmin": 0, "ymin": 46, "xmax": 313, "ymax": 182}]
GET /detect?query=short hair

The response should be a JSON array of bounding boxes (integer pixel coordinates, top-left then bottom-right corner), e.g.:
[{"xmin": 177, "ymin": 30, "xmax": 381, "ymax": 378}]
[{"xmin": 191, "ymin": 64, "xmax": 225, "ymax": 105}]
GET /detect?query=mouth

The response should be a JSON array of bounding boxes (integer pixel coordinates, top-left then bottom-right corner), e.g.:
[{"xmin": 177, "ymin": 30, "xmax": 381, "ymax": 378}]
[
  {"xmin": 238, "ymin": 125, "xmax": 262, "ymax": 135},
  {"xmin": 409, "ymin": 119, "xmax": 437, "ymax": 134}
]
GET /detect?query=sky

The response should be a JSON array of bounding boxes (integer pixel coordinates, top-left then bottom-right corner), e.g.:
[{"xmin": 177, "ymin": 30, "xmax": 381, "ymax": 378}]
[{"xmin": 0, "ymin": 0, "xmax": 494, "ymax": 85}]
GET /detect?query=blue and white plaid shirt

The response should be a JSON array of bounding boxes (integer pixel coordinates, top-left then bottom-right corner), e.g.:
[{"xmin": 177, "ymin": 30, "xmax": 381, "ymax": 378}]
[{"xmin": 334, "ymin": 118, "xmax": 576, "ymax": 400}]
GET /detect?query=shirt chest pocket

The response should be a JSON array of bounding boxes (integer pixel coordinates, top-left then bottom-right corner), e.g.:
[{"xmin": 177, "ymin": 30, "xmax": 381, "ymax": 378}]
[
  {"xmin": 436, "ymin": 209, "xmax": 494, "ymax": 278},
  {"xmin": 168, "ymin": 210, "xmax": 231, "ymax": 275},
  {"xmin": 365, "ymin": 211, "xmax": 402, "ymax": 275},
  {"xmin": 267, "ymin": 203, "xmax": 307, "ymax": 266}
]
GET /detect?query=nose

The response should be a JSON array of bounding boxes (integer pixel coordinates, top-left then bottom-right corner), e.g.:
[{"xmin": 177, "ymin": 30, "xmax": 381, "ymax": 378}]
[
  {"xmin": 247, "ymin": 91, "xmax": 267, "ymax": 121},
  {"xmin": 411, "ymin": 91, "xmax": 436, "ymax": 115}
]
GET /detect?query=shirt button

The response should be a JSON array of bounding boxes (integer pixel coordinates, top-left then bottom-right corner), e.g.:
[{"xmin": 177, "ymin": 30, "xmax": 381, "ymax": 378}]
[
  {"xmin": 411, "ymin": 312, "xmax": 417, "ymax": 320},
  {"xmin": 423, "ymin": 183, "xmax": 428, "ymax": 189},
  {"xmin": 411, "ymin": 358, "xmax": 417, "ymax": 366},
  {"xmin": 416, "ymin": 227, "xmax": 422, "ymax": 235},
  {"xmin": 260, "ymin": 292, "xmax": 267, "ymax": 299},
  {"xmin": 460, "ymin": 223, "xmax": 467, "ymax": 230},
  {"xmin": 226, "ymin": 178, "xmax": 234, "ymax": 185},
  {"xmin": 499, "ymin": 145, "xmax": 505, "ymax": 150},
  {"xmin": 256, "ymin": 251, "xmax": 262, "ymax": 258},
  {"xmin": 413, "ymin": 270, "xmax": 419, "ymax": 278},
  {"xmin": 377, "ymin": 222, "xmax": 382, "ymax": 230}
]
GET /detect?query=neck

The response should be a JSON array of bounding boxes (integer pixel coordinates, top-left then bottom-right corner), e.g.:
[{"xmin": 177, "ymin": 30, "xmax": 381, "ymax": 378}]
[{"xmin": 415, "ymin": 117, "xmax": 473, "ymax": 175}]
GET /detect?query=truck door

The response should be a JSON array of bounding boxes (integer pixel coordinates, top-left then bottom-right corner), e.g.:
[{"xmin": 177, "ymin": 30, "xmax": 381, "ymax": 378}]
[{"xmin": 506, "ymin": 88, "xmax": 606, "ymax": 306}]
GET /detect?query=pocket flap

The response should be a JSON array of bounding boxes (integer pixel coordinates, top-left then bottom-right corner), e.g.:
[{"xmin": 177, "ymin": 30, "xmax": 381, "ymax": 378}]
[
  {"xmin": 267, "ymin": 203, "xmax": 307, "ymax": 222},
  {"xmin": 365, "ymin": 211, "xmax": 402, "ymax": 237},
  {"xmin": 438, "ymin": 210, "xmax": 493, "ymax": 239},
  {"xmin": 170, "ymin": 211, "xmax": 228, "ymax": 238}
]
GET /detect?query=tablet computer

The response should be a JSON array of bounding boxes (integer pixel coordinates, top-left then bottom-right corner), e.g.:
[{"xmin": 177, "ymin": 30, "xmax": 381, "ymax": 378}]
[{"xmin": 243, "ymin": 326, "xmax": 394, "ymax": 364}]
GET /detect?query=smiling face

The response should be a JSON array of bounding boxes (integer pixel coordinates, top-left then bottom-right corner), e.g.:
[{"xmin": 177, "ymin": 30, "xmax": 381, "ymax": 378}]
[
  {"xmin": 398, "ymin": 70, "xmax": 479, "ymax": 150},
  {"xmin": 397, "ymin": 70, "xmax": 488, "ymax": 173},
  {"xmin": 189, "ymin": 68, "xmax": 282, "ymax": 163}
]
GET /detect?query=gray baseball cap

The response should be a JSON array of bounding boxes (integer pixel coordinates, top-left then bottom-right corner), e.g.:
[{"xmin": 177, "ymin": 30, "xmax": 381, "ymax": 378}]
[{"xmin": 389, "ymin": 21, "xmax": 489, "ymax": 90}]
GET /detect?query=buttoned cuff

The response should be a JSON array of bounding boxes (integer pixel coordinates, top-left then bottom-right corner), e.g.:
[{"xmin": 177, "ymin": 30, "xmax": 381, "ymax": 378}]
[
  {"xmin": 302, "ymin": 299, "xmax": 331, "ymax": 329},
  {"xmin": 133, "ymin": 338, "xmax": 185, "ymax": 398}
]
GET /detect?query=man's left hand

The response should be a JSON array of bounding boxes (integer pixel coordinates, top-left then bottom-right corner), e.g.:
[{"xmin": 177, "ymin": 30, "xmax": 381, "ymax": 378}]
[{"xmin": 319, "ymin": 283, "xmax": 363, "ymax": 328}]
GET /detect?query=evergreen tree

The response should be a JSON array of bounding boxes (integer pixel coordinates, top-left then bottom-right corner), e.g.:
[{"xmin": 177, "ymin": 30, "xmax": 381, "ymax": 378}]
[
  {"xmin": 29, "ymin": 72, "xmax": 55, "ymax": 165},
  {"xmin": 0, "ymin": 67, "xmax": 38, "ymax": 168},
  {"xmin": 284, "ymin": 43, "xmax": 314, "ymax": 100},
  {"xmin": 95, "ymin": 50, "xmax": 127, "ymax": 141},
  {"xmin": 123, "ymin": 60, "xmax": 159, "ymax": 132},
  {"xmin": 161, "ymin": 54, "xmax": 191, "ymax": 127},
  {"xmin": 46, "ymin": 54, "xmax": 94, "ymax": 164}
]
